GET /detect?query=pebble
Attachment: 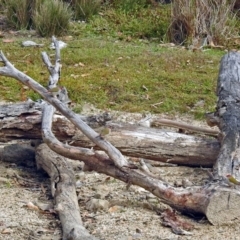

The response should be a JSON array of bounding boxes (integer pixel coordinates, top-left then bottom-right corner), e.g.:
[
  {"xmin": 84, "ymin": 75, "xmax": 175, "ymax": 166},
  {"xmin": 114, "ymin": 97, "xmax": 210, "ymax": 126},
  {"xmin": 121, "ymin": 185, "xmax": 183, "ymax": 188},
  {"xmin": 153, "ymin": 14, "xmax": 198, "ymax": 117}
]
[
  {"xmin": 21, "ymin": 40, "xmax": 44, "ymax": 47},
  {"xmin": 86, "ymin": 198, "xmax": 110, "ymax": 212},
  {"xmin": 75, "ymin": 180, "xmax": 83, "ymax": 188},
  {"xmin": 75, "ymin": 171, "xmax": 85, "ymax": 181},
  {"xmin": 108, "ymin": 205, "xmax": 123, "ymax": 213}
]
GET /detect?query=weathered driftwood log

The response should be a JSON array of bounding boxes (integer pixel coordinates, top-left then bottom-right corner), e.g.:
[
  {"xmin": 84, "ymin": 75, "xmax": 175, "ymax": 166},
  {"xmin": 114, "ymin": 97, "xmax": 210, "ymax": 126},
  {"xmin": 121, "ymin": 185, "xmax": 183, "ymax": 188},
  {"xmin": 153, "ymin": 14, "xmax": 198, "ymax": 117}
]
[
  {"xmin": 151, "ymin": 118, "xmax": 219, "ymax": 136},
  {"xmin": 36, "ymin": 143, "xmax": 98, "ymax": 240},
  {"xmin": 208, "ymin": 51, "xmax": 240, "ymax": 224},
  {"xmin": 0, "ymin": 102, "xmax": 220, "ymax": 167},
  {"xmin": 0, "ymin": 101, "xmax": 111, "ymax": 140}
]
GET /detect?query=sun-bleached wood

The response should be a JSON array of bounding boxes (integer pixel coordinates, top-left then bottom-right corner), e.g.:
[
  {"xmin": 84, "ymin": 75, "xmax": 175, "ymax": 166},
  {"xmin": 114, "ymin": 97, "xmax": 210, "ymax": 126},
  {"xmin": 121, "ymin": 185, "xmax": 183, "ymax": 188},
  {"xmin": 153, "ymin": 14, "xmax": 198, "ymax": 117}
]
[{"xmin": 0, "ymin": 101, "xmax": 219, "ymax": 167}]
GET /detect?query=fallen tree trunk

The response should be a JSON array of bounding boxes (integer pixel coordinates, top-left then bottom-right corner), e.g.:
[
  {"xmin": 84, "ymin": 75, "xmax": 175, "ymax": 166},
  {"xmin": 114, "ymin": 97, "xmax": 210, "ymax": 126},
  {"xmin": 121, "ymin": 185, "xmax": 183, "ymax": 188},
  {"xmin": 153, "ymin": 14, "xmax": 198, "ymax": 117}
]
[
  {"xmin": 36, "ymin": 143, "xmax": 98, "ymax": 240},
  {"xmin": 0, "ymin": 101, "xmax": 220, "ymax": 167}
]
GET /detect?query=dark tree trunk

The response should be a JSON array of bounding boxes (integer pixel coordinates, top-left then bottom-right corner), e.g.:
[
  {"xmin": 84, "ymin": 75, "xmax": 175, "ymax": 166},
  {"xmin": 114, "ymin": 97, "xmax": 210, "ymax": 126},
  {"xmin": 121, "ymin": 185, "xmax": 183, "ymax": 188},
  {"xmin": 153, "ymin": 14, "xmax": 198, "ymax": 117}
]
[{"xmin": 213, "ymin": 51, "xmax": 240, "ymax": 181}]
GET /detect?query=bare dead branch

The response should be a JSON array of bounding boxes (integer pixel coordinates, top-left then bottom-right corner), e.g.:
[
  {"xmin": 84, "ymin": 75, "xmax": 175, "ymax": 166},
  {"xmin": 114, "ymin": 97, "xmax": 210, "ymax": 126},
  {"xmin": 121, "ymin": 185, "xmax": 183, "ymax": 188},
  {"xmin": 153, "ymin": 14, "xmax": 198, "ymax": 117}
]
[
  {"xmin": 38, "ymin": 95, "xmax": 222, "ymax": 224},
  {"xmin": 39, "ymin": 99, "xmax": 240, "ymax": 226},
  {"xmin": 42, "ymin": 36, "xmax": 62, "ymax": 88},
  {"xmin": 152, "ymin": 118, "xmax": 219, "ymax": 136}
]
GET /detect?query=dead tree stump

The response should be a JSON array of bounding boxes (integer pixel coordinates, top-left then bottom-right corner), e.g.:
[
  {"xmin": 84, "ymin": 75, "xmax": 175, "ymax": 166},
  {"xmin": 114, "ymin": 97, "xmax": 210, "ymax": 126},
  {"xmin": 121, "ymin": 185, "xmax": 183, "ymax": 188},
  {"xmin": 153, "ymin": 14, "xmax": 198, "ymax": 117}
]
[
  {"xmin": 213, "ymin": 51, "xmax": 240, "ymax": 180},
  {"xmin": 206, "ymin": 51, "xmax": 240, "ymax": 224}
]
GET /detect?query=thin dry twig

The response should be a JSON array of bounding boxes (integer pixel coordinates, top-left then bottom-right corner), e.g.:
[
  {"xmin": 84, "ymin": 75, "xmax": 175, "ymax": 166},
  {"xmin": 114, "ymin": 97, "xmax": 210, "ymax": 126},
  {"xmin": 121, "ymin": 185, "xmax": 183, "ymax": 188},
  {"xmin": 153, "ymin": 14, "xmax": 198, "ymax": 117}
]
[{"xmin": 152, "ymin": 118, "xmax": 219, "ymax": 136}]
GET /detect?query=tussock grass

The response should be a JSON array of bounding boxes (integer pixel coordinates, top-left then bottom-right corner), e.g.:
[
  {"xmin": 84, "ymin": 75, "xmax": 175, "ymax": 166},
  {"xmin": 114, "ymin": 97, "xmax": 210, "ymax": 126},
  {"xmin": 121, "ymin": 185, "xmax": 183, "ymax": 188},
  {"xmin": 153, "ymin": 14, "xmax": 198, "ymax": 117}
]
[
  {"xmin": 4, "ymin": 0, "xmax": 31, "ymax": 29},
  {"xmin": 3, "ymin": 0, "xmax": 72, "ymax": 37},
  {"xmin": 72, "ymin": 0, "xmax": 101, "ymax": 21},
  {"xmin": 33, "ymin": 0, "xmax": 72, "ymax": 37}
]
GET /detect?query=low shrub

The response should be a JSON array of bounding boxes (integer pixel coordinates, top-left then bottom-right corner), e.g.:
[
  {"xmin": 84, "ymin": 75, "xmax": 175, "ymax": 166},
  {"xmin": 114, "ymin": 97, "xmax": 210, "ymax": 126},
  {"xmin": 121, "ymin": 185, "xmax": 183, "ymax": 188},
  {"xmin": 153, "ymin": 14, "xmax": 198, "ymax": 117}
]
[
  {"xmin": 4, "ymin": 0, "xmax": 31, "ymax": 29},
  {"xmin": 72, "ymin": 0, "xmax": 101, "ymax": 21},
  {"xmin": 90, "ymin": 5, "xmax": 171, "ymax": 40}
]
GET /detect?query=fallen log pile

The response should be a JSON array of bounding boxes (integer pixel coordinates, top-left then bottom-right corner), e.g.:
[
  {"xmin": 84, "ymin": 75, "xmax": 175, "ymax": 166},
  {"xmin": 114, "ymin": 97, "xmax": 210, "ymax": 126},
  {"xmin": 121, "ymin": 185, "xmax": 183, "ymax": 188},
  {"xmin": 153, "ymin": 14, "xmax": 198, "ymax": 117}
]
[
  {"xmin": 1, "ymin": 38, "xmax": 240, "ymax": 239},
  {"xmin": 0, "ymin": 101, "xmax": 219, "ymax": 167}
]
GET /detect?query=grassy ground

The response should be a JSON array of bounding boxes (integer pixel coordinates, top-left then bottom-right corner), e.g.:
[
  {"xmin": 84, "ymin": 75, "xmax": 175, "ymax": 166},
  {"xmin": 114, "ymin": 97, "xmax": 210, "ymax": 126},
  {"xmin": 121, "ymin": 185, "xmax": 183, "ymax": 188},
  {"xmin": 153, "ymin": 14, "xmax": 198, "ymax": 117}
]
[{"xmin": 0, "ymin": 28, "xmax": 225, "ymax": 118}]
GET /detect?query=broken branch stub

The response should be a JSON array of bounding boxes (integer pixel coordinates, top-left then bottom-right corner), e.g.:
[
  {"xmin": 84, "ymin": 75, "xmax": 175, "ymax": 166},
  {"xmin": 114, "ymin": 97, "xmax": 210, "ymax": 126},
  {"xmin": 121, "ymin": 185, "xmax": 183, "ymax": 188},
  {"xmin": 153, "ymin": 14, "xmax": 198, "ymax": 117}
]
[{"xmin": 42, "ymin": 36, "xmax": 62, "ymax": 88}]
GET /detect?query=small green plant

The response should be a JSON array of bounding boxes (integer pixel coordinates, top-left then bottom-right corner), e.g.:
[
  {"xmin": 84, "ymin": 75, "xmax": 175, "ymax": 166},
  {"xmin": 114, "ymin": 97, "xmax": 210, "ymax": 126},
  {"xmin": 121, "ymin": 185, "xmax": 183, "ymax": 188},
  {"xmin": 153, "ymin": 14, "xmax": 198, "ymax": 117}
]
[
  {"xmin": 72, "ymin": 104, "xmax": 83, "ymax": 113},
  {"xmin": 112, "ymin": 0, "xmax": 149, "ymax": 13},
  {"xmin": 72, "ymin": 0, "xmax": 101, "ymax": 21},
  {"xmin": 5, "ymin": 181, "xmax": 12, "ymax": 188},
  {"xmin": 33, "ymin": 0, "xmax": 72, "ymax": 37}
]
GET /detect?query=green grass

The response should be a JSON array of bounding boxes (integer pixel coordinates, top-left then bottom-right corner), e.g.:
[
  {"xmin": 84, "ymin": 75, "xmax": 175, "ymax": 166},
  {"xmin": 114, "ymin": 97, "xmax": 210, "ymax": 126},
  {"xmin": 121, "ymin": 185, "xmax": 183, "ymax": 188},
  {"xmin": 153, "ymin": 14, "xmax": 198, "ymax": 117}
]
[
  {"xmin": 0, "ymin": 33, "xmax": 223, "ymax": 118},
  {"xmin": 0, "ymin": 1, "xmax": 231, "ymax": 119}
]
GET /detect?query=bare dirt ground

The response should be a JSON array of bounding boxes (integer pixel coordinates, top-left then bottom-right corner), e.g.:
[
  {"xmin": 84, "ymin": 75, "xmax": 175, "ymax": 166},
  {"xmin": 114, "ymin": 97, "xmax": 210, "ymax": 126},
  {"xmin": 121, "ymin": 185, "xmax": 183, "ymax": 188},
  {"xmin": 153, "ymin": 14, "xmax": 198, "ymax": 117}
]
[{"xmin": 1, "ymin": 104, "xmax": 240, "ymax": 240}]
